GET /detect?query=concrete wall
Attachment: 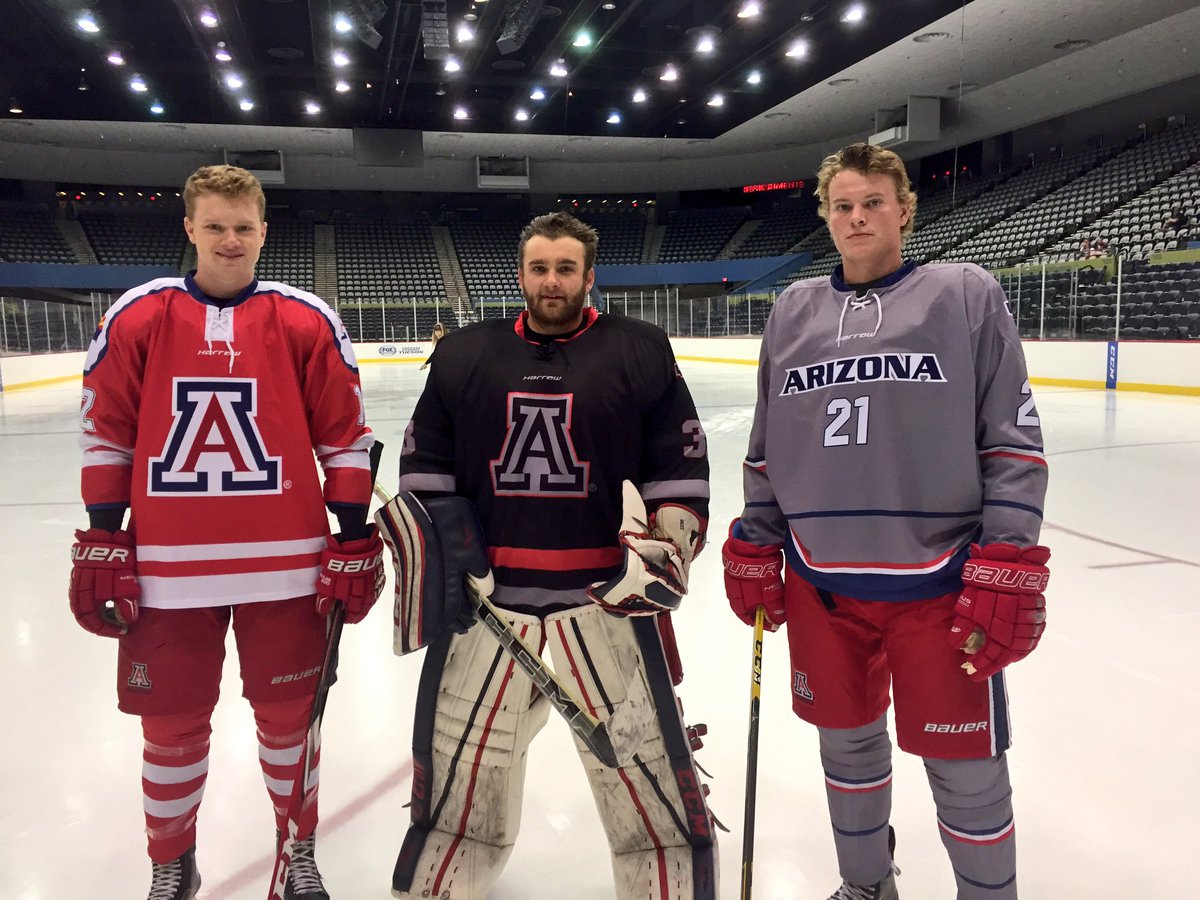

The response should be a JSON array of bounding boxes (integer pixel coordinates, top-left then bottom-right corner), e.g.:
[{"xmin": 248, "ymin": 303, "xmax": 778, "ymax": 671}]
[{"xmin": 3, "ymin": 340, "xmax": 1199, "ymax": 394}]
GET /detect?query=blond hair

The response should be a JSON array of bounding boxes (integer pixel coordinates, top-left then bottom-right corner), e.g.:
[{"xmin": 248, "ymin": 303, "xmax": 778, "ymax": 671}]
[
  {"xmin": 183, "ymin": 164, "xmax": 266, "ymax": 220},
  {"xmin": 815, "ymin": 142, "xmax": 917, "ymax": 237},
  {"xmin": 518, "ymin": 212, "xmax": 599, "ymax": 272}
]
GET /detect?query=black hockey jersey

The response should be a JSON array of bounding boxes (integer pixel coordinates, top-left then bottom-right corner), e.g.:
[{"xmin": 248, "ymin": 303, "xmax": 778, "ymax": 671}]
[{"xmin": 398, "ymin": 309, "xmax": 709, "ymax": 594}]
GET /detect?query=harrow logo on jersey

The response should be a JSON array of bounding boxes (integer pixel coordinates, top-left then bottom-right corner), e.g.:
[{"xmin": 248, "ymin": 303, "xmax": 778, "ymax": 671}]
[
  {"xmin": 149, "ymin": 378, "xmax": 281, "ymax": 495},
  {"xmin": 490, "ymin": 393, "xmax": 589, "ymax": 497},
  {"xmin": 780, "ymin": 353, "xmax": 946, "ymax": 395}
]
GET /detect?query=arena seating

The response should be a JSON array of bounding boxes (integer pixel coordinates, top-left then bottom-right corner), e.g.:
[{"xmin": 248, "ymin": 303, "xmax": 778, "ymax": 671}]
[
  {"xmin": 0, "ymin": 203, "xmax": 78, "ymax": 264},
  {"xmin": 449, "ymin": 221, "xmax": 523, "ymax": 304},
  {"xmin": 658, "ymin": 206, "xmax": 749, "ymax": 263},
  {"xmin": 334, "ymin": 218, "xmax": 447, "ymax": 307},
  {"xmin": 257, "ymin": 216, "xmax": 315, "ymax": 292},
  {"xmin": 734, "ymin": 201, "xmax": 824, "ymax": 258}
]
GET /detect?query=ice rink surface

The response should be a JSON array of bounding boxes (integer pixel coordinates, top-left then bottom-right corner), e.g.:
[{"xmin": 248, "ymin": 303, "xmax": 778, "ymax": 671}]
[{"xmin": 2, "ymin": 357, "xmax": 1198, "ymax": 899}]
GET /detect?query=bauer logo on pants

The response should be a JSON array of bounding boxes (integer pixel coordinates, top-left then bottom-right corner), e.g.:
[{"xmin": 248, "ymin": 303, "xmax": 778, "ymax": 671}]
[{"xmin": 127, "ymin": 662, "xmax": 152, "ymax": 690}]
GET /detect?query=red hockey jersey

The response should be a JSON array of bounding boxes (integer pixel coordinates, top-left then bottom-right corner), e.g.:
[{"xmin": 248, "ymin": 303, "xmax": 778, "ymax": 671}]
[{"xmin": 80, "ymin": 275, "xmax": 373, "ymax": 610}]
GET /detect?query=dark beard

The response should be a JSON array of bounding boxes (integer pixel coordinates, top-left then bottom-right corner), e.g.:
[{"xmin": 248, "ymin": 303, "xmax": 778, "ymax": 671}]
[{"xmin": 523, "ymin": 286, "xmax": 586, "ymax": 333}]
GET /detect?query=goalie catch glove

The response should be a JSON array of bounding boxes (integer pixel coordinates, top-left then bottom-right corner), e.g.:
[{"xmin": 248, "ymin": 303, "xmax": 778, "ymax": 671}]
[
  {"xmin": 588, "ymin": 480, "xmax": 705, "ymax": 617},
  {"xmin": 949, "ymin": 542, "xmax": 1050, "ymax": 682},
  {"xmin": 69, "ymin": 528, "xmax": 140, "ymax": 638}
]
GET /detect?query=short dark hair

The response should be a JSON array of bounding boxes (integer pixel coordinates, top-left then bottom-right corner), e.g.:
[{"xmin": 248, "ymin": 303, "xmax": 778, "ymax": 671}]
[
  {"xmin": 816, "ymin": 142, "xmax": 917, "ymax": 237},
  {"xmin": 518, "ymin": 212, "xmax": 599, "ymax": 271}
]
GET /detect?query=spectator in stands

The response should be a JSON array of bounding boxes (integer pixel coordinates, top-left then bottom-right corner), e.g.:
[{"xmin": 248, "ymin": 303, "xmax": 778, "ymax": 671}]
[
  {"xmin": 1164, "ymin": 209, "xmax": 1189, "ymax": 232},
  {"xmin": 1079, "ymin": 237, "xmax": 1092, "ymax": 259},
  {"xmin": 1088, "ymin": 236, "xmax": 1110, "ymax": 258},
  {"xmin": 419, "ymin": 321, "xmax": 447, "ymax": 370}
]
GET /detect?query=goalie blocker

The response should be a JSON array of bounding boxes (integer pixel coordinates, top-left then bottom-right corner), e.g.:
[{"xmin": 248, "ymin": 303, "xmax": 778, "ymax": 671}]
[{"xmin": 374, "ymin": 491, "xmax": 490, "ymax": 654}]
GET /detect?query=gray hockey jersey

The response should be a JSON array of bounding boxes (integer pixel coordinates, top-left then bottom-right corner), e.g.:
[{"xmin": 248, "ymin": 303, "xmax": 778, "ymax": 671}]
[{"xmin": 738, "ymin": 260, "xmax": 1048, "ymax": 602}]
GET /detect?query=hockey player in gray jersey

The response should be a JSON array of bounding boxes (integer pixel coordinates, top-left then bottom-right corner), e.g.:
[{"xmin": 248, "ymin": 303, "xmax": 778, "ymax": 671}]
[{"xmin": 722, "ymin": 142, "xmax": 1049, "ymax": 899}]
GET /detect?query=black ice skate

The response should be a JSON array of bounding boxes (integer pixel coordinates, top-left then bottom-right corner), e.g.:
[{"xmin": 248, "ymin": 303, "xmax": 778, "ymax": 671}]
[
  {"xmin": 147, "ymin": 846, "xmax": 201, "ymax": 900},
  {"xmin": 827, "ymin": 826, "xmax": 899, "ymax": 900},
  {"xmin": 280, "ymin": 834, "xmax": 330, "ymax": 900}
]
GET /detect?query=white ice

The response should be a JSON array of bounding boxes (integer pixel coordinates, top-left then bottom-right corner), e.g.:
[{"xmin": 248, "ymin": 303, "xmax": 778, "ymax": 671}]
[{"xmin": 2, "ymin": 359, "xmax": 1197, "ymax": 898}]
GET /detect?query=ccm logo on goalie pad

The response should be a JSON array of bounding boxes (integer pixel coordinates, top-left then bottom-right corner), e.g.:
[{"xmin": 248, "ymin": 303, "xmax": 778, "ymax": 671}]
[
  {"xmin": 962, "ymin": 561, "xmax": 1048, "ymax": 592},
  {"xmin": 725, "ymin": 560, "xmax": 780, "ymax": 579},
  {"xmin": 675, "ymin": 770, "xmax": 712, "ymax": 839},
  {"xmin": 72, "ymin": 545, "xmax": 131, "ymax": 563},
  {"xmin": 324, "ymin": 556, "xmax": 382, "ymax": 574}
]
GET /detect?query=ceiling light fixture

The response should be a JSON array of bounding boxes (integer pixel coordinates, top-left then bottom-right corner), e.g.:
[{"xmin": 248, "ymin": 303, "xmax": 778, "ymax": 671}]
[
  {"xmin": 530, "ymin": 87, "xmax": 546, "ymax": 100},
  {"xmin": 456, "ymin": 22, "xmax": 475, "ymax": 42},
  {"xmin": 840, "ymin": 4, "xmax": 865, "ymax": 24},
  {"xmin": 214, "ymin": 42, "xmax": 232, "ymax": 62},
  {"xmin": 707, "ymin": 93, "xmax": 724, "ymax": 107},
  {"xmin": 573, "ymin": 30, "xmax": 592, "ymax": 48},
  {"xmin": 224, "ymin": 73, "xmax": 244, "ymax": 89},
  {"xmin": 453, "ymin": 106, "xmax": 469, "ymax": 120},
  {"xmin": 76, "ymin": 14, "xmax": 100, "ymax": 33},
  {"xmin": 130, "ymin": 76, "xmax": 148, "ymax": 92},
  {"xmin": 8, "ymin": 98, "xmax": 23, "ymax": 114},
  {"xmin": 602, "ymin": 1, "xmax": 616, "ymax": 8},
  {"xmin": 239, "ymin": 99, "xmax": 254, "ymax": 111},
  {"xmin": 746, "ymin": 70, "xmax": 762, "ymax": 84},
  {"xmin": 632, "ymin": 88, "xmax": 647, "ymax": 103},
  {"xmin": 333, "ymin": 50, "xmax": 351, "ymax": 66},
  {"xmin": 199, "ymin": 11, "xmax": 219, "ymax": 28},
  {"xmin": 550, "ymin": 59, "xmax": 568, "ymax": 77},
  {"xmin": 737, "ymin": 1, "xmax": 761, "ymax": 17},
  {"xmin": 335, "ymin": 80, "xmax": 351, "ymax": 92},
  {"xmin": 78, "ymin": 68, "xmax": 89, "ymax": 91},
  {"xmin": 659, "ymin": 64, "xmax": 678, "ymax": 81},
  {"xmin": 444, "ymin": 57, "xmax": 461, "ymax": 72},
  {"xmin": 785, "ymin": 39, "xmax": 808, "ymax": 58},
  {"xmin": 106, "ymin": 51, "xmax": 125, "ymax": 66},
  {"xmin": 334, "ymin": 14, "xmax": 352, "ymax": 33},
  {"xmin": 305, "ymin": 100, "xmax": 321, "ymax": 114},
  {"xmin": 607, "ymin": 111, "xmax": 621, "ymax": 124},
  {"xmin": 150, "ymin": 101, "xmax": 164, "ymax": 114},
  {"xmin": 515, "ymin": 108, "xmax": 529, "ymax": 121},
  {"xmin": 696, "ymin": 35, "xmax": 715, "ymax": 54}
]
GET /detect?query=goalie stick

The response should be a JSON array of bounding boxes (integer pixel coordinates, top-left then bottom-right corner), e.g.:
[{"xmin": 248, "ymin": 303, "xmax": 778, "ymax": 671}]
[
  {"xmin": 372, "ymin": 483, "xmax": 652, "ymax": 769},
  {"xmin": 267, "ymin": 439, "xmax": 384, "ymax": 900}
]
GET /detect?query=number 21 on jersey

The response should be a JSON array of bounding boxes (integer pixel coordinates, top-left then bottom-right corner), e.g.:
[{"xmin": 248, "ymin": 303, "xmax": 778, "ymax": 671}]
[{"xmin": 824, "ymin": 395, "xmax": 870, "ymax": 447}]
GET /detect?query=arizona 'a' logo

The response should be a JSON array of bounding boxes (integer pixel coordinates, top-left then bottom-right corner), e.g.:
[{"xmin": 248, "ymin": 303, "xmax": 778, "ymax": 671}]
[
  {"xmin": 127, "ymin": 662, "xmax": 152, "ymax": 690},
  {"xmin": 490, "ymin": 393, "xmax": 589, "ymax": 497},
  {"xmin": 793, "ymin": 670, "xmax": 815, "ymax": 703},
  {"xmin": 149, "ymin": 378, "xmax": 281, "ymax": 495}
]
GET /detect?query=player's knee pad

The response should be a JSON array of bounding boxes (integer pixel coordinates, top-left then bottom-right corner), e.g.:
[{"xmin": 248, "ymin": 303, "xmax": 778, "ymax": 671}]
[
  {"xmin": 393, "ymin": 607, "xmax": 549, "ymax": 899},
  {"xmin": 544, "ymin": 605, "xmax": 718, "ymax": 899},
  {"xmin": 817, "ymin": 714, "xmax": 893, "ymax": 778},
  {"xmin": 923, "ymin": 754, "xmax": 1013, "ymax": 824}
]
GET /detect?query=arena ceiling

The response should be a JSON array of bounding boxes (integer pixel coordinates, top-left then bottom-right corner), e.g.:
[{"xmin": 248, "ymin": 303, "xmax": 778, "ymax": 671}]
[{"xmin": 0, "ymin": 0, "xmax": 974, "ymax": 139}]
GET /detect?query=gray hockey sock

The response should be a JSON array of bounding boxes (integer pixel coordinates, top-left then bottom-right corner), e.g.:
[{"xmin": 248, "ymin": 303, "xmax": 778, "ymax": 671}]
[
  {"xmin": 819, "ymin": 716, "xmax": 894, "ymax": 886},
  {"xmin": 924, "ymin": 754, "xmax": 1017, "ymax": 899}
]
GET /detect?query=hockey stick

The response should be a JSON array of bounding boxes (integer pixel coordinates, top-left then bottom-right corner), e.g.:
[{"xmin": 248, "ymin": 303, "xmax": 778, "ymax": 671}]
[
  {"xmin": 740, "ymin": 605, "xmax": 766, "ymax": 900},
  {"xmin": 372, "ymin": 483, "xmax": 652, "ymax": 769},
  {"xmin": 268, "ymin": 439, "xmax": 384, "ymax": 900}
]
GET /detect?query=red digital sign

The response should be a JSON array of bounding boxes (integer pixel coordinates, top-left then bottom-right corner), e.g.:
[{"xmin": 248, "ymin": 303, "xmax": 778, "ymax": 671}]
[{"xmin": 742, "ymin": 180, "xmax": 805, "ymax": 193}]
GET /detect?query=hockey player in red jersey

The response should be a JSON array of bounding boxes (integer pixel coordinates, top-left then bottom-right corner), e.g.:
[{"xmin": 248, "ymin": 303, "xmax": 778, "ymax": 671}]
[
  {"xmin": 723, "ymin": 143, "xmax": 1049, "ymax": 900},
  {"xmin": 384, "ymin": 212, "xmax": 718, "ymax": 900},
  {"xmin": 70, "ymin": 165, "xmax": 384, "ymax": 900}
]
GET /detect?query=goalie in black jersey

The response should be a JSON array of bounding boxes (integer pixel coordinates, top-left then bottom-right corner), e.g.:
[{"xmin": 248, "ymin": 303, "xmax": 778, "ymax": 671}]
[{"xmin": 380, "ymin": 212, "xmax": 718, "ymax": 900}]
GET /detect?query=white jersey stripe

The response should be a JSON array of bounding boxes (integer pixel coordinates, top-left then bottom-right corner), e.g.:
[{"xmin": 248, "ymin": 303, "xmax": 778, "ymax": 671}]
[
  {"xmin": 139, "ymin": 568, "xmax": 320, "ymax": 608},
  {"xmin": 137, "ymin": 537, "xmax": 325, "ymax": 562}
]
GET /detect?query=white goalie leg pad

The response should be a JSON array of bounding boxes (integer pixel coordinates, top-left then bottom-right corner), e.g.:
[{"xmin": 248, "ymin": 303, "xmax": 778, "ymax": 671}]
[
  {"xmin": 543, "ymin": 604, "xmax": 718, "ymax": 900},
  {"xmin": 393, "ymin": 607, "xmax": 551, "ymax": 900}
]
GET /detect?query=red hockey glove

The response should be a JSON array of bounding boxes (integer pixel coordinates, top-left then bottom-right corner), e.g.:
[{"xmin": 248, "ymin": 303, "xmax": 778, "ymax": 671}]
[
  {"xmin": 315, "ymin": 525, "xmax": 386, "ymax": 624},
  {"xmin": 69, "ymin": 528, "xmax": 140, "ymax": 638},
  {"xmin": 589, "ymin": 481, "xmax": 692, "ymax": 617},
  {"xmin": 722, "ymin": 521, "xmax": 786, "ymax": 631},
  {"xmin": 949, "ymin": 543, "xmax": 1050, "ymax": 682}
]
